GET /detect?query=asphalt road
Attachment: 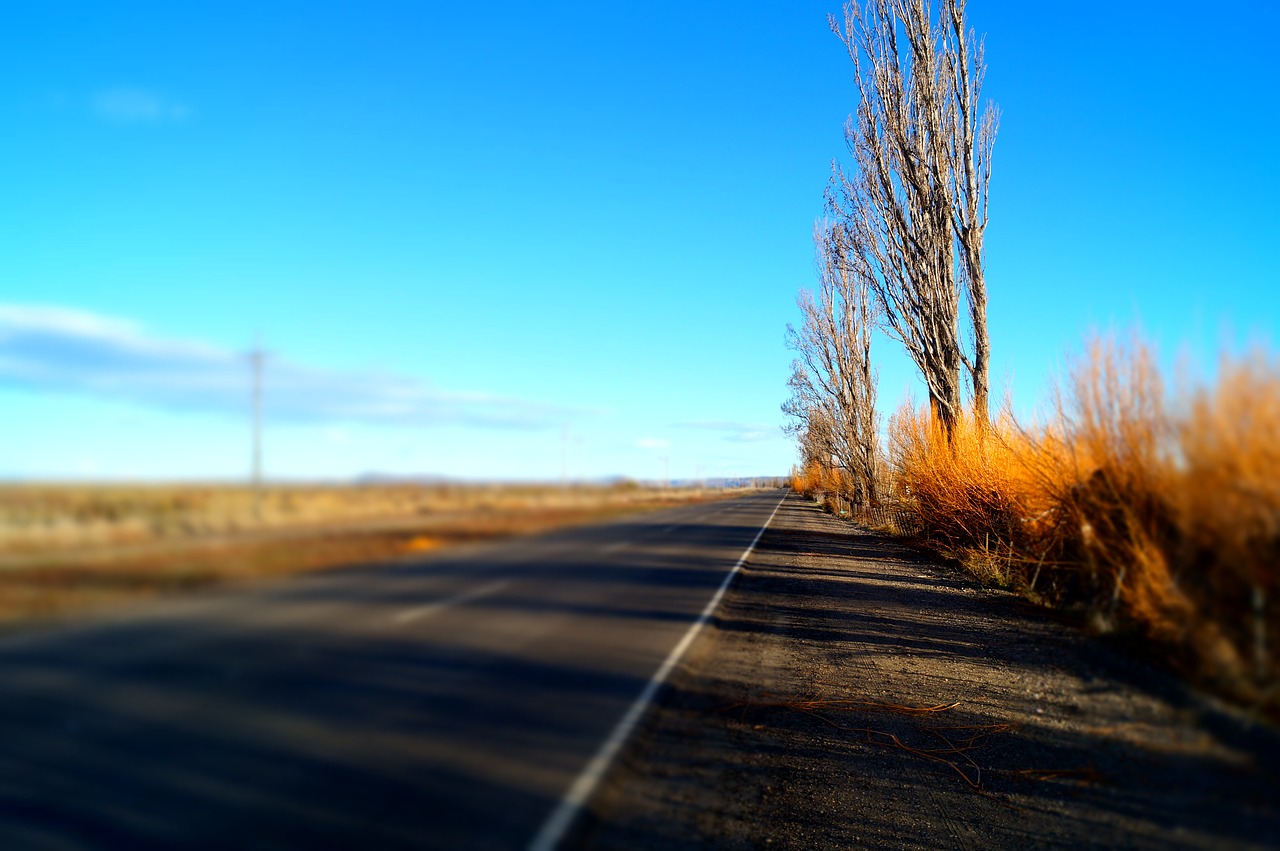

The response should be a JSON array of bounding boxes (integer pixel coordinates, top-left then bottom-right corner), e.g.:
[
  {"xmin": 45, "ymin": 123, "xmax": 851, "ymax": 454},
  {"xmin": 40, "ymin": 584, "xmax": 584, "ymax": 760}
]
[{"xmin": 0, "ymin": 489, "xmax": 787, "ymax": 850}]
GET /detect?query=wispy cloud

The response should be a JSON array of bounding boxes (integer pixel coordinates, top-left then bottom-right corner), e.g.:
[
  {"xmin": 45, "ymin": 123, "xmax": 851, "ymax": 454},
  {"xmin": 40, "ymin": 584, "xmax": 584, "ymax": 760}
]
[
  {"xmin": 674, "ymin": 420, "xmax": 783, "ymax": 443},
  {"xmin": 0, "ymin": 304, "xmax": 580, "ymax": 428},
  {"xmin": 92, "ymin": 87, "xmax": 191, "ymax": 123}
]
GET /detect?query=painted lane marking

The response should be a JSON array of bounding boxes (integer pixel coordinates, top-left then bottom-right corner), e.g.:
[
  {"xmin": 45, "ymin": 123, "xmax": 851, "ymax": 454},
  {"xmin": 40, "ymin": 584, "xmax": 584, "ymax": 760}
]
[
  {"xmin": 527, "ymin": 491, "xmax": 787, "ymax": 851},
  {"xmin": 390, "ymin": 579, "xmax": 511, "ymax": 625}
]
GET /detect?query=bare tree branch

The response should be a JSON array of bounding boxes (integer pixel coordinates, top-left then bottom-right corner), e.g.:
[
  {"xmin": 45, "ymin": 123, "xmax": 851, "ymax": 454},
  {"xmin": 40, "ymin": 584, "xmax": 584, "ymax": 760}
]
[
  {"xmin": 826, "ymin": 0, "xmax": 997, "ymax": 440},
  {"xmin": 784, "ymin": 222, "xmax": 881, "ymax": 510}
]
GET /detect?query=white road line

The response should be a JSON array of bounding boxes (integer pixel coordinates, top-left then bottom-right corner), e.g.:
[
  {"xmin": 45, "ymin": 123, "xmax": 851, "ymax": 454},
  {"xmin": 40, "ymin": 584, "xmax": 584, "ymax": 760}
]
[
  {"xmin": 527, "ymin": 492, "xmax": 787, "ymax": 851},
  {"xmin": 598, "ymin": 540, "xmax": 631, "ymax": 554},
  {"xmin": 389, "ymin": 579, "xmax": 511, "ymax": 625}
]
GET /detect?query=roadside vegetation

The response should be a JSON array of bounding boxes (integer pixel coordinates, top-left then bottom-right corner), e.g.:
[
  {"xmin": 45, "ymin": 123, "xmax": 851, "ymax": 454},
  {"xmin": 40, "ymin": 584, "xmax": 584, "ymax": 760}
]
[
  {"xmin": 0, "ymin": 481, "xmax": 714, "ymax": 553},
  {"xmin": 0, "ymin": 482, "xmax": 747, "ymax": 628},
  {"xmin": 873, "ymin": 338, "xmax": 1274, "ymax": 715},
  {"xmin": 792, "ymin": 339, "xmax": 1280, "ymax": 716},
  {"xmin": 786, "ymin": 0, "xmax": 1278, "ymax": 719}
]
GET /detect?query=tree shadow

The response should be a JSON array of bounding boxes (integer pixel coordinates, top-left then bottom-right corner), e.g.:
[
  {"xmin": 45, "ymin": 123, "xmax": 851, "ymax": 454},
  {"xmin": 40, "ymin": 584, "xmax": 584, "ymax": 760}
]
[{"xmin": 583, "ymin": 496, "xmax": 1280, "ymax": 849}]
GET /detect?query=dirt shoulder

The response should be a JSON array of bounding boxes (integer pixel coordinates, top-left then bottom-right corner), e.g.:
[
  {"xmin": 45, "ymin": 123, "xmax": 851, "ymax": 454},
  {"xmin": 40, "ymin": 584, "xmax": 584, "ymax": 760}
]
[{"xmin": 578, "ymin": 494, "xmax": 1280, "ymax": 850}]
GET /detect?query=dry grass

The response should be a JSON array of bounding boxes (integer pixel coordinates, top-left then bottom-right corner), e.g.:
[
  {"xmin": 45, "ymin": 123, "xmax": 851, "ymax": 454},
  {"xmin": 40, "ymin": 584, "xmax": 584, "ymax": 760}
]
[
  {"xmin": 789, "ymin": 460, "xmax": 828, "ymax": 500},
  {"xmin": 0, "ymin": 482, "xmax": 746, "ymax": 628},
  {"xmin": 788, "ymin": 462, "xmax": 875, "ymax": 521},
  {"xmin": 0, "ymin": 481, "xmax": 713, "ymax": 554},
  {"xmin": 885, "ymin": 335, "xmax": 1280, "ymax": 715}
]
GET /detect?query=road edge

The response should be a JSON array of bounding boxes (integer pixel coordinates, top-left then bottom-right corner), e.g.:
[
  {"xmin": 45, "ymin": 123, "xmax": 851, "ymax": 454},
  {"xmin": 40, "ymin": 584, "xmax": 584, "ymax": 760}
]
[{"xmin": 526, "ymin": 490, "xmax": 789, "ymax": 851}]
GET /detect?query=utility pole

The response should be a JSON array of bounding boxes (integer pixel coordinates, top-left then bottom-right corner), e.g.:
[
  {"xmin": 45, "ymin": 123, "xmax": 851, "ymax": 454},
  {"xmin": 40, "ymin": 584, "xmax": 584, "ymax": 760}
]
[
  {"xmin": 560, "ymin": 426, "xmax": 569, "ymax": 488},
  {"xmin": 248, "ymin": 337, "xmax": 267, "ymax": 520}
]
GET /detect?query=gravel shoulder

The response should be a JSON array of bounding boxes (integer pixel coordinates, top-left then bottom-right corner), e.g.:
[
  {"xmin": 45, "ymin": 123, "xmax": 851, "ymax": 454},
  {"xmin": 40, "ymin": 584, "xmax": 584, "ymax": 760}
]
[{"xmin": 576, "ymin": 494, "xmax": 1280, "ymax": 850}]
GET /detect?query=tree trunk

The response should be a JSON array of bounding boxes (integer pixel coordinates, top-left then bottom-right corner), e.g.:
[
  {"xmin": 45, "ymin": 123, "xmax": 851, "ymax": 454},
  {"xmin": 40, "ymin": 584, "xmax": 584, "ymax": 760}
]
[{"xmin": 966, "ymin": 234, "xmax": 990, "ymax": 428}]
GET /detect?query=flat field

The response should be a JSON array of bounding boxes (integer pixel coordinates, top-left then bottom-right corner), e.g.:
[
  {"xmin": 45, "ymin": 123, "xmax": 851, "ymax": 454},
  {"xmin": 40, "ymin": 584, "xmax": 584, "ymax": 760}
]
[{"xmin": 0, "ymin": 482, "xmax": 744, "ymax": 628}]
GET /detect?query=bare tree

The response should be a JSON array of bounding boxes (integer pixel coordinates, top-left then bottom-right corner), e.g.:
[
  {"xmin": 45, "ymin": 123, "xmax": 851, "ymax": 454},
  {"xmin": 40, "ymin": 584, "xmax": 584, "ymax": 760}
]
[
  {"xmin": 784, "ymin": 222, "xmax": 881, "ymax": 511},
  {"xmin": 786, "ymin": 393, "xmax": 836, "ymax": 477},
  {"xmin": 946, "ymin": 0, "xmax": 999, "ymax": 425},
  {"xmin": 826, "ymin": 0, "xmax": 997, "ymax": 437}
]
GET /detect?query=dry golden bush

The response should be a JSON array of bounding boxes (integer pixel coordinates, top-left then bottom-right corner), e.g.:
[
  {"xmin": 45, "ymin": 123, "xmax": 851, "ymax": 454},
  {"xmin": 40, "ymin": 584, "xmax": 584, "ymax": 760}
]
[
  {"xmin": 887, "ymin": 335, "xmax": 1280, "ymax": 709},
  {"xmin": 1173, "ymin": 353, "xmax": 1280, "ymax": 687},
  {"xmin": 790, "ymin": 461, "xmax": 860, "ymax": 518},
  {"xmin": 789, "ymin": 462, "xmax": 824, "ymax": 498},
  {"xmin": 888, "ymin": 402, "xmax": 1049, "ymax": 586}
]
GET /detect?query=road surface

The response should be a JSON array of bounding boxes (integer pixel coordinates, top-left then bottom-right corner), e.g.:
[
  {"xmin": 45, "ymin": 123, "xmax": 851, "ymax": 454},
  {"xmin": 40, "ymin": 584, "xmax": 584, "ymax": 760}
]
[
  {"xmin": 582, "ymin": 495, "xmax": 1280, "ymax": 850},
  {"xmin": 0, "ymin": 490, "xmax": 786, "ymax": 850}
]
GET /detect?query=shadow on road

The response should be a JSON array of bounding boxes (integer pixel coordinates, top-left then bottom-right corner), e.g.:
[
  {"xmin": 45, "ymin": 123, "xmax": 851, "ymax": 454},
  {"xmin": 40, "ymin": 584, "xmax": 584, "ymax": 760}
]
[
  {"xmin": 582, "ymin": 496, "xmax": 1280, "ymax": 850},
  {"xmin": 0, "ymin": 497, "xmax": 785, "ymax": 848}
]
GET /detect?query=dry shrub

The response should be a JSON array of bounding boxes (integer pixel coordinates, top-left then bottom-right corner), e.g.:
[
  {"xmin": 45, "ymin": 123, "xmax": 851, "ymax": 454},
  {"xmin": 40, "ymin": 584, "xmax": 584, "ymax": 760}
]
[
  {"xmin": 791, "ymin": 461, "xmax": 856, "ymax": 517},
  {"xmin": 889, "ymin": 335, "xmax": 1280, "ymax": 709},
  {"xmin": 888, "ymin": 402, "xmax": 1048, "ymax": 586},
  {"xmin": 1036, "ymin": 337, "xmax": 1190, "ymax": 634},
  {"xmin": 790, "ymin": 461, "xmax": 826, "ymax": 498},
  {"xmin": 1174, "ymin": 353, "xmax": 1280, "ymax": 689}
]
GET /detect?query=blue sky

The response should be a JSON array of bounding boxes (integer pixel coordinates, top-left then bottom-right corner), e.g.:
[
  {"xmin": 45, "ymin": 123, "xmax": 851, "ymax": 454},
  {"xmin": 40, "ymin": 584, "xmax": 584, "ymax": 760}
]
[{"xmin": 1, "ymin": 1, "xmax": 1277, "ymax": 482}]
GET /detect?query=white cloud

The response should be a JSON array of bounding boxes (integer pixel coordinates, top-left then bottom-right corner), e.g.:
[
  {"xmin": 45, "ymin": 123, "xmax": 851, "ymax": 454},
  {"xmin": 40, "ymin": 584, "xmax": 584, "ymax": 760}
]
[
  {"xmin": 92, "ymin": 87, "xmax": 191, "ymax": 123},
  {"xmin": 674, "ymin": 420, "xmax": 783, "ymax": 443},
  {"xmin": 0, "ymin": 304, "xmax": 139, "ymax": 339},
  {"xmin": 634, "ymin": 437, "xmax": 670, "ymax": 450},
  {"xmin": 0, "ymin": 304, "xmax": 220, "ymax": 359},
  {"xmin": 0, "ymin": 303, "xmax": 583, "ymax": 429}
]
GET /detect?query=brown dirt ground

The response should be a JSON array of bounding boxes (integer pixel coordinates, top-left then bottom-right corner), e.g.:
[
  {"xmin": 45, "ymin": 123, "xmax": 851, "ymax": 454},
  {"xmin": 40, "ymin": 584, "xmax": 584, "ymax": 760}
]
[{"xmin": 578, "ymin": 494, "xmax": 1280, "ymax": 850}]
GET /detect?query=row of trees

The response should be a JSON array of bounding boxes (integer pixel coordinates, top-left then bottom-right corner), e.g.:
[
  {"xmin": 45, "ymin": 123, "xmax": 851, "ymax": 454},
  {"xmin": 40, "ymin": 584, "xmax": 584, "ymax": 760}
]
[{"xmin": 784, "ymin": 0, "xmax": 999, "ymax": 511}]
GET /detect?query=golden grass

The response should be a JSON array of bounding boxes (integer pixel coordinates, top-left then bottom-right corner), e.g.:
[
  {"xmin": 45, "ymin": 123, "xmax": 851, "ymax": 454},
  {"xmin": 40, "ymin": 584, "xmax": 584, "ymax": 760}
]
[
  {"xmin": 886, "ymin": 335, "xmax": 1280, "ymax": 714},
  {"xmin": 0, "ymin": 483, "xmax": 747, "ymax": 629},
  {"xmin": 790, "ymin": 460, "xmax": 829, "ymax": 500},
  {"xmin": 789, "ymin": 461, "xmax": 862, "ymax": 519},
  {"xmin": 0, "ymin": 481, "xmax": 723, "ymax": 554}
]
